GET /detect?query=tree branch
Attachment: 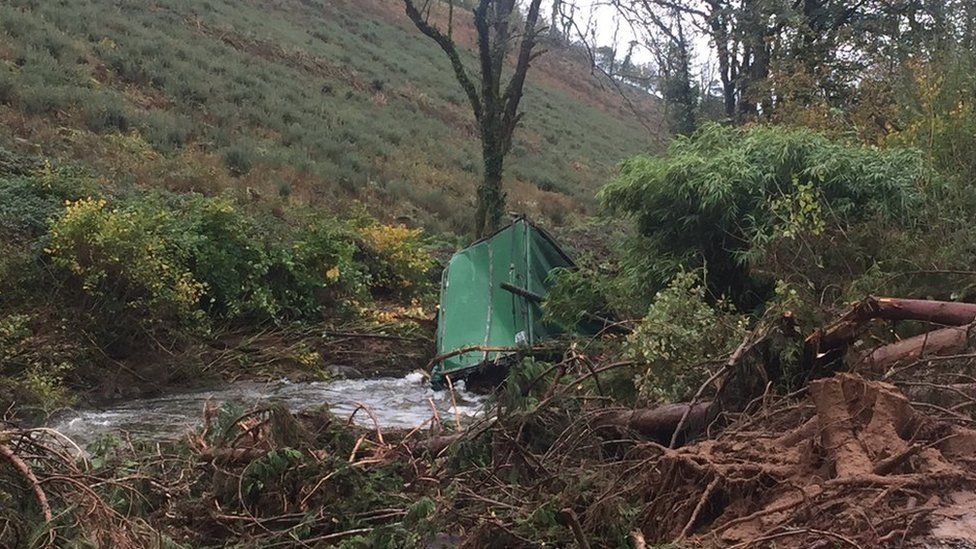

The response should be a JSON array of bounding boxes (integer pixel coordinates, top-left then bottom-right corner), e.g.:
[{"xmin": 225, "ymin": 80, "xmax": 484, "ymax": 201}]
[
  {"xmin": 473, "ymin": 0, "xmax": 496, "ymax": 119},
  {"xmin": 502, "ymin": 0, "xmax": 545, "ymax": 137},
  {"xmin": 0, "ymin": 442, "xmax": 53, "ymax": 525},
  {"xmin": 403, "ymin": 0, "xmax": 483, "ymax": 121}
]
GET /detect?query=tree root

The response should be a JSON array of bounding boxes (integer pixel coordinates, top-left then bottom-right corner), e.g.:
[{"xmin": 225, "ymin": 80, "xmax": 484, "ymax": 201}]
[
  {"xmin": 625, "ymin": 373, "xmax": 976, "ymax": 545},
  {"xmin": 0, "ymin": 442, "xmax": 53, "ymax": 524}
]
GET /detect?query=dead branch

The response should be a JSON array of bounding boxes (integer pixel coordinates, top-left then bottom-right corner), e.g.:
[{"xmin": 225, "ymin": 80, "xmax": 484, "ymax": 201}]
[
  {"xmin": 592, "ymin": 402, "xmax": 713, "ymax": 444},
  {"xmin": 561, "ymin": 507, "xmax": 591, "ymax": 549},
  {"xmin": 0, "ymin": 441, "xmax": 53, "ymax": 524}
]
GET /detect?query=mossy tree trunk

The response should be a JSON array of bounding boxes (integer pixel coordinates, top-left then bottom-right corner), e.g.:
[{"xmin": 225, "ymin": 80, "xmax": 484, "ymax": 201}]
[
  {"xmin": 403, "ymin": 0, "xmax": 545, "ymax": 239},
  {"xmin": 476, "ymin": 136, "xmax": 506, "ymax": 238}
]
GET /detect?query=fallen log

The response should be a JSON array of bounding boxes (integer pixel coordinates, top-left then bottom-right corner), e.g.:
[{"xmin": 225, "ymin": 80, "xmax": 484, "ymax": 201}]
[
  {"xmin": 408, "ymin": 402, "xmax": 715, "ymax": 456},
  {"xmin": 592, "ymin": 402, "xmax": 713, "ymax": 444},
  {"xmin": 856, "ymin": 298, "xmax": 976, "ymax": 326},
  {"xmin": 805, "ymin": 297, "xmax": 976, "ymax": 370},
  {"xmin": 858, "ymin": 324, "xmax": 974, "ymax": 371}
]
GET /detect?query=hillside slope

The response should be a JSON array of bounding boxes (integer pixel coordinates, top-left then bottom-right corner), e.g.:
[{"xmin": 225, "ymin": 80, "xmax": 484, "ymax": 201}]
[{"xmin": 0, "ymin": 0, "xmax": 661, "ymax": 233}]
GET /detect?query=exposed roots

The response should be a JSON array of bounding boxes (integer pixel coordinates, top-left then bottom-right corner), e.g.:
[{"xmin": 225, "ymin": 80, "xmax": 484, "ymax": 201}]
[
  {"xmin": 629, "ymin": 374, "xmax": 976, "ymax": 546},
  {"xmin": 442, "ymin": 366, "xmax": 976, "ymax": 547}
]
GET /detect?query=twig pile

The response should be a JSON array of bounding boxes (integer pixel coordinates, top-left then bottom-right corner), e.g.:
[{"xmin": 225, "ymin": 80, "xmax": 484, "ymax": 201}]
[{"xmin": 0, "ymin": 429, "xmax": 155, "ymax": 547}]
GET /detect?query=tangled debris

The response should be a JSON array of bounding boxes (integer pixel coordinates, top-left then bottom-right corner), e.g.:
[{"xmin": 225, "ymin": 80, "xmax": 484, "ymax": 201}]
[
  {"xmin": 0, "ymin": 429, "xmax": 152, "ymax": 548},
  {"xmin": 435, "ymin": 297, "xmax": 976, "ymax": 547},
  {"xmin": 1, "ymin": 297, "xmax": 975, "ymax": 547},
  {"xmin": 633, "ymin": 373, "xmax": 976, "ymax": 546},
  {"xmin": 434, "ymin": 373, "xmax": 976, "ymax": 547}
]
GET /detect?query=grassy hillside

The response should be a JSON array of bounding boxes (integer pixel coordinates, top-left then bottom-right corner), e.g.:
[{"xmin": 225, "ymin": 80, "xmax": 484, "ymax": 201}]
[{"xmin": 0, "ymin": 0, "xmax": 659, "ymax": 234}]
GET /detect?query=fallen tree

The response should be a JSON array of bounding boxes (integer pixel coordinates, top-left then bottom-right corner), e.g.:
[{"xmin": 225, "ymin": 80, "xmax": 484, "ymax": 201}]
[
  {"xmin": 431, "ymin": 299, "xmax": 976, "ymax": 547},
  {"xmin": 805, "ymin": 296, "xmax": 976, "ymax": 371},
  {"xmin": 591, "ymin": 402, "xmax": 714, "ymax": 444},
  {"xmin": 858, "ymin": 323, "xmax": 975, "ymax": 371},
  {"xmin": 444, "ymin": 372, "xmax": 976, "ymax": 547}
]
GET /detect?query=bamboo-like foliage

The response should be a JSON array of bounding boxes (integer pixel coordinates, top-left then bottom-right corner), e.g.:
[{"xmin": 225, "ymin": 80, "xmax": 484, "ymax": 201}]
[{"xmin": 600, "ymin": 123, "xmax": 928, "ymax": 308}]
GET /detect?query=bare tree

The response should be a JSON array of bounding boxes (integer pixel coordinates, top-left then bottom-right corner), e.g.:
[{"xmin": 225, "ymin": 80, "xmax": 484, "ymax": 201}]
[
  {"xmin": 403, "ymin": 0, "xmax": 546, "ymax": 238},
  {"xmin": 609, "ymin": 0, "xmax": 968, "ymax": 122}
]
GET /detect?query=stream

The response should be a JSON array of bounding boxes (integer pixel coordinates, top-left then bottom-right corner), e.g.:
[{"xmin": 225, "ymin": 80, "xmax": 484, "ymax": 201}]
[{"xmin": 50, "ymin": 373, "xmax": 488, "ymax": 448}]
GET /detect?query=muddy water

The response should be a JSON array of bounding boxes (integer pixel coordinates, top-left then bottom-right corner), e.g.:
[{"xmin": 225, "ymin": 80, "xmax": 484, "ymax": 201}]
[{"xmin": 50, "ymin": 373, "xmax": 488, "ymax": 448}]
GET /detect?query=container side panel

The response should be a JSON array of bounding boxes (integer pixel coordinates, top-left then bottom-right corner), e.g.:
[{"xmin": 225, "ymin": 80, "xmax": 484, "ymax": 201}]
[
  {"xmin": 436, "ymin": 242, "xmax": 492, "ymax": 375},
  {"xmin": 484, "ymin": 223, "xmax": 526, "ymax": 363},
  {"xmin": 527, "ymin": 228, "xmax": 575, "ymax": 340}
]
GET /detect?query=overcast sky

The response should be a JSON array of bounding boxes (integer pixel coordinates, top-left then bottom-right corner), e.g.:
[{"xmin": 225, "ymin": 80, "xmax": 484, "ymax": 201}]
[{"xmin": 547, "ymin": 0, "xmax": 714, "ymax": 72}]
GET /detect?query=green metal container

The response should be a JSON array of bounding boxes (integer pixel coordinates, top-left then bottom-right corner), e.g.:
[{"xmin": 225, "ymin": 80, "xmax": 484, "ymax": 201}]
[{"xmin": 431, "ymin": 217, "xmax": 575, "ymax": 388}]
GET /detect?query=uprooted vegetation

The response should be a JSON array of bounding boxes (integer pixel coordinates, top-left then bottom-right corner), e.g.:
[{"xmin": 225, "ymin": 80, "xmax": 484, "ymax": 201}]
[{"xmin": 3, "ymin": 295, "xmax": 976, "ymax": 546}]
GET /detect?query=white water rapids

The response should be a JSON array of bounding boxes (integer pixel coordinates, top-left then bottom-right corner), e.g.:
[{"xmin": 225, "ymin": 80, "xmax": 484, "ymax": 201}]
[{"xmin": 50, "ymin": 372, "xmax": 488, "ymax": 448}]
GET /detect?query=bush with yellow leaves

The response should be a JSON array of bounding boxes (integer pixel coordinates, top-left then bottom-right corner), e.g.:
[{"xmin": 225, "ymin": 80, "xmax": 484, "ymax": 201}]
[
  {"xmin": 44, "ymin": 190, "xmax": 435, "ymax": 347},
  {"xmin": 48, "ymin": 197, "xmax": 208, "ymax": 342},
  {"xmin": 356, "ymin": 223, "xmax": 433, "ymax": 298}
]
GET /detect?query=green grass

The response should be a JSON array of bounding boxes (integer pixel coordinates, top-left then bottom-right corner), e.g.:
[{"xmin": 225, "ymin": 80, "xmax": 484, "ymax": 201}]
[{"xmin": 0, "ymin": 0, "xmax": 654, "ymax": 232}]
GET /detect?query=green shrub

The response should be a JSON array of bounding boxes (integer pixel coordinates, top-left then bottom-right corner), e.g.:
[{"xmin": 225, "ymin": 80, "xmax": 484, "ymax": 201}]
[
  {"xmin": 42, "ymin": 186, "xmax": 437, "ymax": 328},
  {"xmin": 269, "ymin": 215, "xmax": 368, "ymax": 316},
  {"xmin": 355, "ymin": 222, "xmax": 433, "ymax": 298},
  {"xmin": 600, "ymin": 123, "xmax": 927, "ymax": 309},
  {"xmin": 543, "ymin": 266, "xmax": 606, "ymax": 330},
  {"xmin": 0, "ymin": 241, "xmax": 35, "ymax": 302},
  {"xmin": 45, "ymin": 192, "xmax": 391, "ymax": 333},
  {"xmin": 0, "ymin": 314, "xmax": 31, "ymax": 351},
  {"xmin": 0, "ymin": 162, "xmax": 98, "ymax": 301},
  {"xmin": 0, "ymin": 313, "xmax": 76, "ymax": 414},
  {"xmin": 223, "ymin": 144, "xmax": 254, "ymax": 177},
  {"xmin": 105, "ymin": 51, "xmax": 149, "ymax": 84},
  {"xmin": 174, "ymin": 197, "xmax": 369, "ymax": 319},
  {"xmin": 0, "ymin": 178, "xmax": 60, "ymax": 299},
  {"xmin": 81, "ymin": 94, "xmax": 132, "ymax": 133},
  {"xmin": 0, "ymin": 177, "xmax": 62, "ymax": 238},
  {"xmin": 166, "ymin": 195, "xmax": 273, "ymax": 318},
  {"xmin": 888, "ymin": 51, "xmax": 976, "ymax": 188},
  {"xmin": 20, "ymin": 85, "xmax": 67, "ymax": 115},
  {"xmin": 0, "ymin": 68, "xmax": 15, "ymax": 105},
  {"xmin": 47, "ymin": 197, "xmax": 208, "ymax": 339},
  {"xmin": 0, "ymin": 147, "xmax": 40, "ymax": 177},
  {"xmin": 276, "ymin": 181, "xmax": 292, "ymax": 198},
  {"xmin": 142, "ymin": 110, "xmax": 193, "ymax": 152},
  {"xmin": 626, "ymin": 272, "xmax": 748, "ymax": 403}
]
